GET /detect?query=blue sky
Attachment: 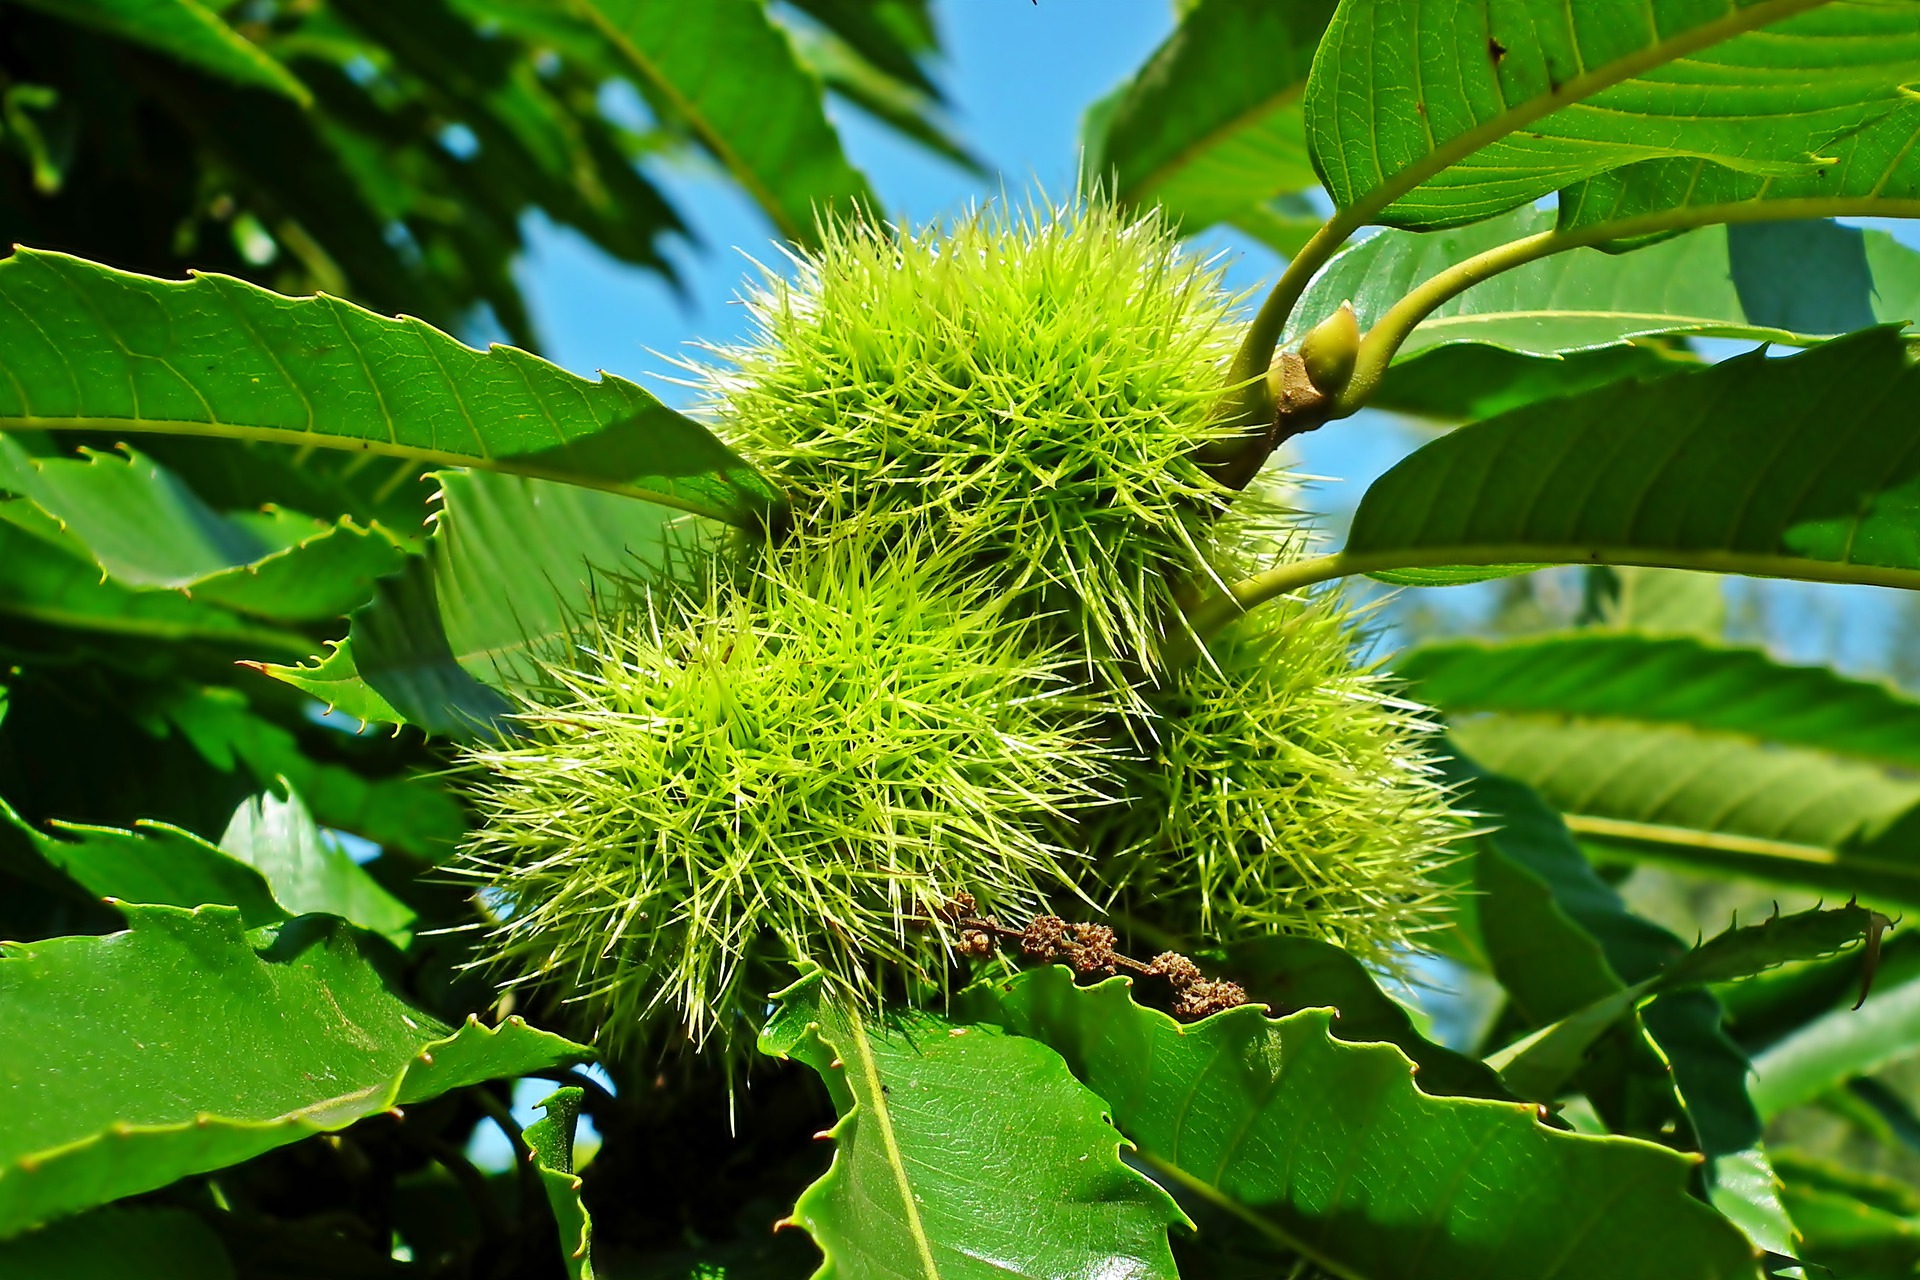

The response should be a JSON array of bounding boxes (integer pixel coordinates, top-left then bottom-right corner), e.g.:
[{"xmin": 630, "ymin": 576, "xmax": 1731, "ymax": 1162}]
[{"xmin": 512, "ymin": 0, "xmax": 1914, "ymax": 679}]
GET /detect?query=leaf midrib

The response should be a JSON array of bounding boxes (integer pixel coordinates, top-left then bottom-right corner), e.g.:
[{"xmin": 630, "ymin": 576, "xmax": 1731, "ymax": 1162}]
[{"xmin": 843, "ymin": 1008, "xmax": 941, "ymax": 1280}]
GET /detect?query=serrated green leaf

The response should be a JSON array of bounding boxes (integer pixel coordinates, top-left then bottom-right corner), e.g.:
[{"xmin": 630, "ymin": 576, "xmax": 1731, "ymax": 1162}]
[
  {"xmin": 0, "ymin": 903, "xmax": 590, "ymax": 1237},
  {"xmin": 0, "ymin": 438, "xmax": 406, "ymax": 621},
  {"xmin": 257, "ymin": 557, "xmax": 512, "ymax": 738},
  {"xmin": 566, "ymin": 0, "xmax": 872, "ymax": 245},
  {"xmin": 1090, "ymin": 0, "xmax": 1333, "ymax": 229},
  {"xmin": 0, "ymin": 783, "xmax": 415, "ymax": 945},
  {"xmin": 263, "ymin": 471, "xmax": 714, "ymax": 733},
  {"xmin": 0, "ymin": 249, "xmax": 784, "ymax": 528},
  {"xmin": 760, "ymin": 970, "xmax": 1184, "ymax": 1280},
  {"xmin": 1224, "ymin": 933, "xmax": 1517, "ymax": 1100},
  {"xmin": 1492, "ymin": 905, "xmax": 1876, "ymax": 1101},
  {"xmin": 966, "ymin": 968, "xmax": 1759, "ymax": 1280},
  {"xmin": 13, "ymin": 0, "xmax": 309, "ymax": 105},
  {"xmin": 0, "ymin": 1206, "xmax": 235, "ymax": 1280},
  {"xmin": 1289, "ymin": 209, "xmax": 1920, "ymax": 360},
  {"xmin": 0, "ymin": 521, "xmax": 308, "ymax": 653},
  {"xmin": 218, "ymin": 789, "xmax": 416, "ymax": 946},
  {"xmin": 525, "ymin": 1088, "xmax": 596, "ymax": 1280},
  {"xmin": 1406, "ymin": 634, "xmax": 1920, "ymax": 772},
  {"xmin": 0, "ymin": 794, "xmax": 286, "ymax": 929},
  {"xmin": 1306, "ymin": 0, "xmax": 1920, "ymax": 230}
]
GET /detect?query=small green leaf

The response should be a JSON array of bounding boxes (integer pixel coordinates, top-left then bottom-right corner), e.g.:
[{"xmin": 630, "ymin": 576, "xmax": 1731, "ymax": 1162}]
[
  {"xmin": 0, "ymin": 904, "xmax": 590, "ymax": 1237},
  {"xmin": 524, "ymin": 1088, "xmax": 596, "ymax": 1280},
  {"xmin": 1372, "ymin": 343, "xmax": 1692, "ymax": 424},
  {"xmin": 967, "ymin": 969, "xmax": 1758, "ymax": 1280},
  {"xmin": 0, "ymin": 1206, "xmax": 235, "ymax": 1280},
  {"xmin": 0, "ymin": 795, "xmax": 285, "ymax": 930},
  {"xmin": 0, "ymin": 249, "xmax": 784, "ymax": 528},
  {"xmin": 1493, "ymin": 905, "xmax": 1878, "ymax": 1101},
  {"xmin": 760, "ymin": 969, "xmax": 1184, "ymax": 1280},
  {"xmin": 218, "ymin": 788, "xmax": 417, "ymax": 946},
  {"xmin": 13, "ymin": 0, "xmax": 309, "ymax": 105},
  {"xmin": 257, "ymin": 557, "xmax": 513, "ymax": 738}
]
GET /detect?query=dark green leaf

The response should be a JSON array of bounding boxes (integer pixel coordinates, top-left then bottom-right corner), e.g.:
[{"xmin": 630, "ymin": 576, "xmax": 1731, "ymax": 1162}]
[
  {"xmin": 1372, "ymin": 343, "xmax": 1693, "ymax": 424},
  {"xmin": 968, "ymin": 968, "xmax": 1760, "ymax": 1280},
  {"xmin": 567, "ymin": 0, "xmax": 873, "ymax": 245},
  {"xmin": 1305, "ymin": 0, "xmax": 1920, "ymax": 229},
  {"xmin": 0, "ymin": 1206, "xmax": 235, "ymax": 1279},
  {"xmin": 0, "ymin": 249, "xmax": 784, "ymax": 528},
  {"xmin": 257, "ymin": 556, "xmax": 513, "ymax": 738},
  {"xmin": 1224, "ymin": 933, "xmax": 1517, "ymax": 1100},
  {"xmin": 13, "ymin": 0, "xmax": 309, "ymax": 104},
  {"xmin": 1492, "ymin": 905, "xmax": 1876, "ymax": 1101},
  {"xmin": 0, "ymin": 904, "xmax": 590, "ymax": 1237},
  {"xmin": 1090, "ymin": 0, "xmax": 1334, "ymax": 229},
  {"xmin": 1340, "ymin": 329, "xmax": 1920, "ymax": 594},
  {"xmin": 760, "ymin": 970, "xmax": 1184, "ymax": 1280}
]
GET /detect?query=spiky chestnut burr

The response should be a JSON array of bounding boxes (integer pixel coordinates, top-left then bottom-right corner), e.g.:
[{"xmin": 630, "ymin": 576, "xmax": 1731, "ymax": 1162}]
[
  {"xmin": 689, "ymin": 196, "xmax": 1245, "ymax": 682},
  {"xmin": 453, "ymin": 534, "xmax": 1109, "ymax": 1061}
]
